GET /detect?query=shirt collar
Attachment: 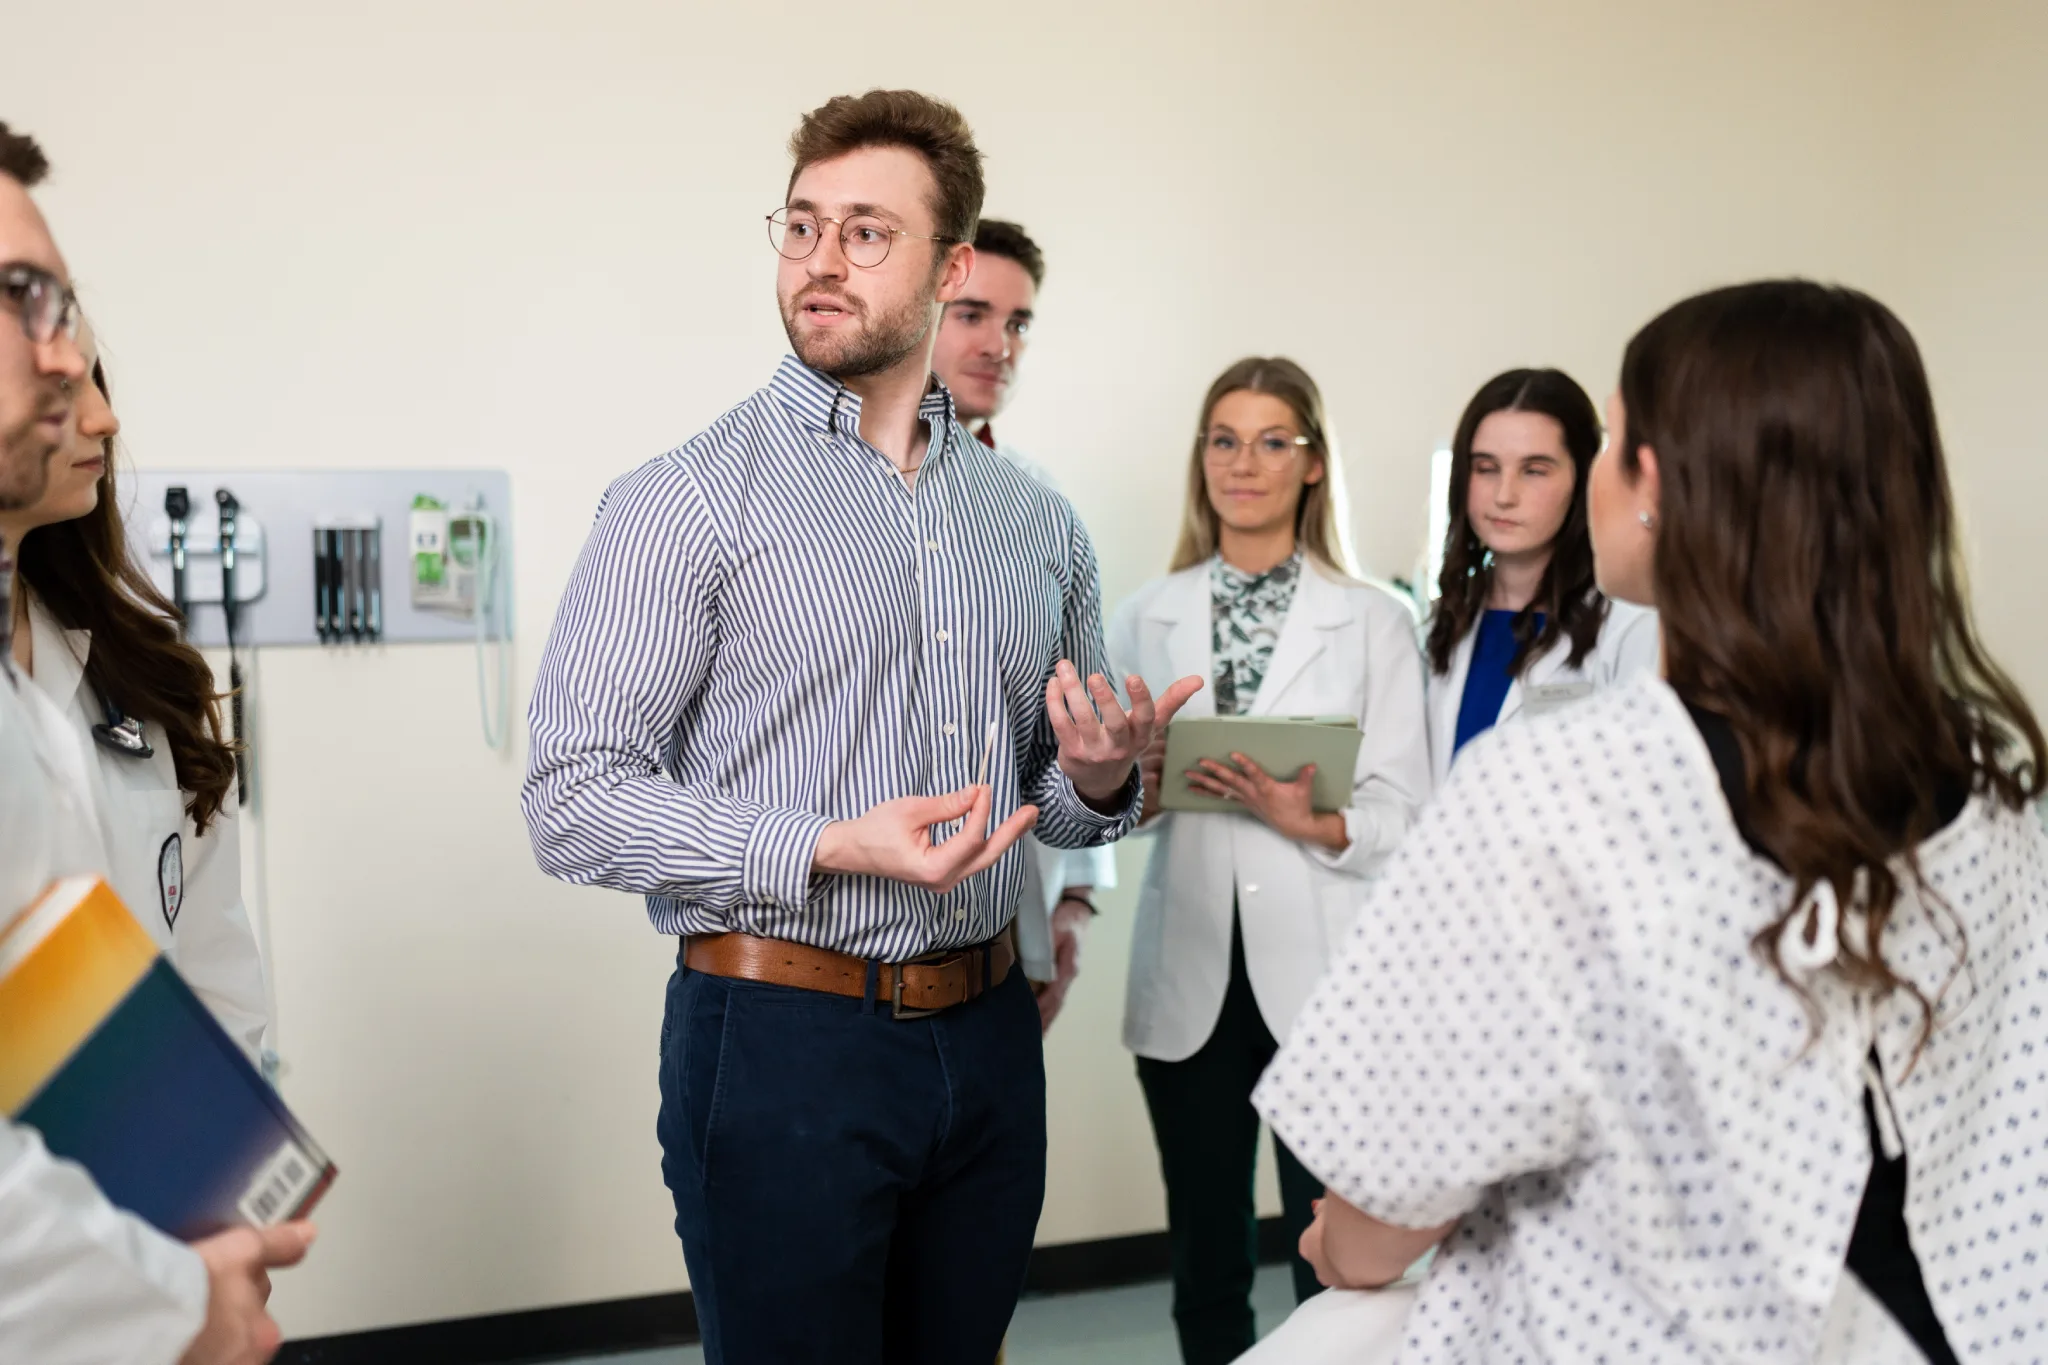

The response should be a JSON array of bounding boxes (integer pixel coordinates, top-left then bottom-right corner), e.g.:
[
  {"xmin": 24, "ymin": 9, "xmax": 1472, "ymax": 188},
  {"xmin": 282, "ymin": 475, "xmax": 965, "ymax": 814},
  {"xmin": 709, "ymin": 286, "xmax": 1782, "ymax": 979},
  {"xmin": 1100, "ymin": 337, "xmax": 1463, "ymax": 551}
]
[
  {"xmin": 767, "ymin": 354, "xmax": 959, "ymax": 439},
  {"xmin": 1211, "ymin": 550, "xmax": 1303, "ymax": 597}
]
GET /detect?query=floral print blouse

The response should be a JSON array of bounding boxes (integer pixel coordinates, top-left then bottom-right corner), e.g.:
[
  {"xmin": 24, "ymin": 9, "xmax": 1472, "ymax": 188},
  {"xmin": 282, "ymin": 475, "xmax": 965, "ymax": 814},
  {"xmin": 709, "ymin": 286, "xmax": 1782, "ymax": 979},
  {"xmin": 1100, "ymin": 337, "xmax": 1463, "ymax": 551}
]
[{"xmin": 1209, "ymin": 552, "xmax": 1303, "ymax": 716}]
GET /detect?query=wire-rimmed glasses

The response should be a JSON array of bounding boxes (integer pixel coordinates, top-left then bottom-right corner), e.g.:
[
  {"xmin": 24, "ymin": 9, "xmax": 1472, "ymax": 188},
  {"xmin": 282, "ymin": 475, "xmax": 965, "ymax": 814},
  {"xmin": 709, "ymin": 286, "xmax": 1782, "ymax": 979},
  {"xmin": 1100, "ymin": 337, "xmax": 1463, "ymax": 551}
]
[
  {"xmin": 1, "ymin": 263, "xmax": 81, "ymax": 345},
  {"xmin": 1202, "ymin": 427, "xmax": 1314, "ymax": 468},
  {"xmin": 766, "ymin": 208, "xmax": 958, "ymax": 269}
]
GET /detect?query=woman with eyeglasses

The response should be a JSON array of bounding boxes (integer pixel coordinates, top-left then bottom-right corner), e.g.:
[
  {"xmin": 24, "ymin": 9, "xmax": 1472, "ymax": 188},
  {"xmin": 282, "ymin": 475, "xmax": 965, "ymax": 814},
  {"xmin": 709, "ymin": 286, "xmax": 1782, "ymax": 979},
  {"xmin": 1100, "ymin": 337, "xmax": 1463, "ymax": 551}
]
[
  {"xmin": 1106, "ymin": 357, "xmax": 1430, "ymax": 1365},
  {"xmin": 2, "ymin": 325, "xmax": 267, "ymax": 1059},
  {"xmin": 1423, "ymin": 368, "xmax": 1659, "ymax": 787},
  {"xmin": 1246, "ymin": 281, "xmax": 2048, "ymax": 1364}
]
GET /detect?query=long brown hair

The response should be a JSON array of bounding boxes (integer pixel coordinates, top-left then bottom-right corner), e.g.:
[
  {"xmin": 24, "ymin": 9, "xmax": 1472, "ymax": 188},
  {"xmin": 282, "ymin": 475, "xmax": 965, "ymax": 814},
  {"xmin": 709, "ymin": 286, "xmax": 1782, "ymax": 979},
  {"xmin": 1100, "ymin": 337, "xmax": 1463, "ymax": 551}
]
[
  {"xmin": 1426, "ymin": 368, "xmax": 1609, "ymax": 676},
  {"xmin": 1620, "ymin": 280, "xmax": 2045, "ymax": 1051},
  {"xmin": 1168, "ymin": 357, "xmax": 1357, "ymax": 577},
  {"xmin": 18, "ymin": 360, "xmax": 236, "ymax": 832}
]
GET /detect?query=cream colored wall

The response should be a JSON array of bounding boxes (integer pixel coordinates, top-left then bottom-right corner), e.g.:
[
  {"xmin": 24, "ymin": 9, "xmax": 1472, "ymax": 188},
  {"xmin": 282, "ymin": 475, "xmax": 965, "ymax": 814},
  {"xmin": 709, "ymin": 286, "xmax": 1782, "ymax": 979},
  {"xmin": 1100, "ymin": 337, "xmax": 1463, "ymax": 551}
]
[
  {"xmin": 13, "ymin": 0, "xmax": 2036, "ymax": 1339},
  {"xmin": 1889, "ymin": 1, "xmax": 2048, "ymax": 705}
]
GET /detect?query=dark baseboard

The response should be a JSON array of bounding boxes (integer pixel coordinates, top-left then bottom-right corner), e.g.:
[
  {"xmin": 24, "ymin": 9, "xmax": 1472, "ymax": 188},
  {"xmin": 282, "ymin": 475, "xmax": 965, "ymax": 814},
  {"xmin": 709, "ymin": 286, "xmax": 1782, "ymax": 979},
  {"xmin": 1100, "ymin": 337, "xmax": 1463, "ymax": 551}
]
[
  {"xmin": 278, "ymin": 1216, "xmax": 1286, "ymax": 1365},
  {"xmin": 278, "ymin": 1292, "xmax": 699, "ymax": 1365}
]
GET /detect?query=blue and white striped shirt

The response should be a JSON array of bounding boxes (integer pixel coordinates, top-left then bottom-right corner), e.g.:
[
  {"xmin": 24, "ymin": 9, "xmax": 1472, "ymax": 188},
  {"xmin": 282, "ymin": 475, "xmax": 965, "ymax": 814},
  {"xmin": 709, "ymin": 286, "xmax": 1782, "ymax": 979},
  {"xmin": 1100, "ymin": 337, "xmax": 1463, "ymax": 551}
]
[{"xmin": 522, "ymin": 356, "xmax": 1137, "ymax": 960}]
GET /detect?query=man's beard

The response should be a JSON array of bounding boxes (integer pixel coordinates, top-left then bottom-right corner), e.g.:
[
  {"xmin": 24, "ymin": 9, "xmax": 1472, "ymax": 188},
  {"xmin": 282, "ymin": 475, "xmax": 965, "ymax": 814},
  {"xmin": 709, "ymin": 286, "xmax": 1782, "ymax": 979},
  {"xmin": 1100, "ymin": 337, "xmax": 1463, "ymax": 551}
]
[
  {"xmin": 0, "ymin": 406, "xmax": 59, "ymax": 512},
  {"xmin": 780, "ymin": 284, "xmax": 937, "ymax": 381}
]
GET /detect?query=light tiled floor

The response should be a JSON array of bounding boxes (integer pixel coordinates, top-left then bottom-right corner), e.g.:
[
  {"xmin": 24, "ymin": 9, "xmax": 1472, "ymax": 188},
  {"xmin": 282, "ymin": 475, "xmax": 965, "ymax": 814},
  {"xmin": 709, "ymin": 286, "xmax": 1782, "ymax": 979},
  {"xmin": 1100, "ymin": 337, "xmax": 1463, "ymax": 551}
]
[{"xmin": 562, "ymin": 1264, "xmax": 1296, "ymax": 1365}]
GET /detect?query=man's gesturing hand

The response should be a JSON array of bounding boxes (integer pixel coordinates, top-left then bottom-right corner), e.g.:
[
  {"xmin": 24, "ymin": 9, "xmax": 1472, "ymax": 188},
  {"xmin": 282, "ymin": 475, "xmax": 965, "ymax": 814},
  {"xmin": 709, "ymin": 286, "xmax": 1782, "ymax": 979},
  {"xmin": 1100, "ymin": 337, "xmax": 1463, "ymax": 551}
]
[
  {"xmin": 1047, "ymin": 662, "xmax": 1204, "ymax": 804},
  {"xmin": 814, "ymin": 786, "xmax": 1038, "ymax": 894}
]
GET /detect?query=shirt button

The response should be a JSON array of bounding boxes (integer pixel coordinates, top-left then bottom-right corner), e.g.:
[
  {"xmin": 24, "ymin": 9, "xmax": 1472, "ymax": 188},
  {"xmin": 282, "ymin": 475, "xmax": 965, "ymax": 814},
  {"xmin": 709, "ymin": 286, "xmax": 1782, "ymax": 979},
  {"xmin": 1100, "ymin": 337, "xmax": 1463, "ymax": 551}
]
[
  {"xmin": 926, "ymin": 539, "xmax": 940, "ymax": 552},
  {"xmin": 936, "ymin": 629, "xmax": 950, "ymax": 642},
  {"xmin": 942, "ymin": 722, "xmax": 958, "ymax": 736},
  {"xmin": 954, "ymin": 909, "xmax": 967, "ymax": 922}
]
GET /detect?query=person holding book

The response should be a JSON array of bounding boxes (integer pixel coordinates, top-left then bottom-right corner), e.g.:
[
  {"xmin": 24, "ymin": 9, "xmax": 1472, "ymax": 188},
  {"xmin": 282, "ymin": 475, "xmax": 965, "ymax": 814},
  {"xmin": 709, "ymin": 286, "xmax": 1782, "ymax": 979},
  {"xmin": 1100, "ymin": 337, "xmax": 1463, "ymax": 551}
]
[
  {"xmin": 1105, "ymin": 357, "xmax": 1429, "ymax": 1365},
  {"xmin": 1250, "ymin": 281, "xmax": 2048, "ymax": 1363},
  {"xmin": 1422, "ymin": 367, "xmax": 1659, "ymax": 787},
  {"xmin": 0, "ymin": 120, "xmax": 308, "ymax": 1365},
  {"xmin": 2, "ymin": 335, "xmax": 268, "ymax": 1062}
]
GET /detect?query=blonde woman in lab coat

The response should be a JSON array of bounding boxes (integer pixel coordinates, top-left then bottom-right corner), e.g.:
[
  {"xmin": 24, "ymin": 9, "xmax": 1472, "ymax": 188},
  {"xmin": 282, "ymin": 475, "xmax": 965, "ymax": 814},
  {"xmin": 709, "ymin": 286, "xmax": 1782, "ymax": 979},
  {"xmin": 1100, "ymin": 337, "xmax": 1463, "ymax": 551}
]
[
  {"xmin": 1423, "ymin": 368, "xmax": 1658, "ymax": 786},
  {"xmin": 1108, "ymin": 357, "xmax": 1429, "ymax": 1365},
  {"xmin": 3, "ymin": 335, "xmax": 268, "ymax": 1058}
]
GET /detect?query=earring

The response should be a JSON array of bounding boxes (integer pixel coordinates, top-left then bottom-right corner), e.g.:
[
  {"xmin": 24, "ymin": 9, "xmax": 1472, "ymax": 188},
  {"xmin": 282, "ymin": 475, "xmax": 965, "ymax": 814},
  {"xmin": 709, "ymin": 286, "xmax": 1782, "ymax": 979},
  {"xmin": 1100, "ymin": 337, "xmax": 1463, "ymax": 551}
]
[{"xmin": 1638, "ymin": 510, "xmax": 1657, "ymax": 531}]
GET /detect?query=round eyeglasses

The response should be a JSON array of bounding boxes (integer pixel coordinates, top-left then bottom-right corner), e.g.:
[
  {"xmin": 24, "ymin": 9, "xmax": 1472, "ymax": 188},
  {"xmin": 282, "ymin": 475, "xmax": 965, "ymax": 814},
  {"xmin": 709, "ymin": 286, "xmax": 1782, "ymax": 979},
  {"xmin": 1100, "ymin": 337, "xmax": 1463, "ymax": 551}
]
[
  {"xmin": 767, "ymin": 208, "xmax": 958, "ymax": 269},
  {"xmin": 1, "ymin": 264, "xmax": 81, "ymax": 346},
  {"xmin": 1203, "ymin": 428, "xmax": 1314, "ymax": 468}
]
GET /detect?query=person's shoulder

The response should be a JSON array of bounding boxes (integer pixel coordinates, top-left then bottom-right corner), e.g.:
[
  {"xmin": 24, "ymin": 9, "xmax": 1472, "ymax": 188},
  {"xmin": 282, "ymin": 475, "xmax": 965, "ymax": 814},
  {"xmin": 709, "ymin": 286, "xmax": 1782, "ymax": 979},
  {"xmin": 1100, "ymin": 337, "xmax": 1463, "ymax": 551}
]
[
  {"xmin": 595, "ymin": 448, "xmax": 698, "ymax": 521},
  {"xmin": 1452, "ymin": 672, "xmax": 1688, "ymax": 807},
  {"xmin": 1604, "ymin": 597, "xmax": 1656, "ymax": 626},
  {"xmin": 665, "ymin": 386, "xmax": 785, "ymax": 478},
  {"xmin": 1132, "ymin": 561, "xmax": 1209, "ymax": 606},
  {"xmin": 971, "ymin": 432, "xmax": 1070, "ymax": 508},
  {"xmin": 1600, "ymin": 596, "xmax": 1659, "ymax": 639},
  {"xmin": 990, "ymin": 439, "xmax": 1060, "ymax": 493},
  {"xmin": 596, "ymin": 388, "xmax": 787, "ymax": 524},
  {"xmin": 1313, "ymin": 566, "xmax": 1422, "ymax": 630},
  {"xmin": 1108, "ymin": 562, "xmax": 1205, "ymax": 632}
]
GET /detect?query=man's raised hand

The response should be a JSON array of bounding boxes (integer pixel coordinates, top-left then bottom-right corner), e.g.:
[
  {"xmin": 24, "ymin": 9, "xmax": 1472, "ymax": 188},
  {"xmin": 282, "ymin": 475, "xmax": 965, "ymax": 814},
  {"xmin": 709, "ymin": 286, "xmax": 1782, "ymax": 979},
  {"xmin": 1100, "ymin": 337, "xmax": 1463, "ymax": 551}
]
[{"xmin": 1046, "ymin": 662, "xmax": 1204, "ymax": 803}]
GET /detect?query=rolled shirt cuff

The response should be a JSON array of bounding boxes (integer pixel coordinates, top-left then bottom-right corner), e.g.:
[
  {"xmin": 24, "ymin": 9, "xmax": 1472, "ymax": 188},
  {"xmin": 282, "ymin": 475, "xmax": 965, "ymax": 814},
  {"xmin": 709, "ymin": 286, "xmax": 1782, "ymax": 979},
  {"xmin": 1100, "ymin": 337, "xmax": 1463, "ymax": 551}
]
[
  {"xmin": 743, "ymin": 807, "xmax": 834, "ymax": 909},
  {"xmin": 1037, "ymin": 765, "xmax": 1141, "ymax": 847}
]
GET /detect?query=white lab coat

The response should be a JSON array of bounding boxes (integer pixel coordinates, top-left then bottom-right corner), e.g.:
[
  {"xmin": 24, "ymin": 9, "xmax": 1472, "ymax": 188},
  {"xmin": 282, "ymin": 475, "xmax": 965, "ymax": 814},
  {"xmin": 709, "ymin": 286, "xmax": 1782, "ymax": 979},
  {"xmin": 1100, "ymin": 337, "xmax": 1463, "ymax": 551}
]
[
  {"xmin": 1012, "ymin": 836, "xmax": 1117, "ymax": 984},
  {"xmin": 26, "ymin": 599, "xmax": 269, "ymax": 1059},
  {"xmin": 0, "ymin": 661, "xmax": 207, "ymax": 1363},
  {"xmin": 990, "ymin": 438, "xmax": 1118, "ymax": 982},
  {"xmin": 1109, "ymin": 559, "xmax": 1430, "ymax": 1061},
  {"xmin": 1424, "ymin": 597, "xmax": 1659, "ymax": 789}
]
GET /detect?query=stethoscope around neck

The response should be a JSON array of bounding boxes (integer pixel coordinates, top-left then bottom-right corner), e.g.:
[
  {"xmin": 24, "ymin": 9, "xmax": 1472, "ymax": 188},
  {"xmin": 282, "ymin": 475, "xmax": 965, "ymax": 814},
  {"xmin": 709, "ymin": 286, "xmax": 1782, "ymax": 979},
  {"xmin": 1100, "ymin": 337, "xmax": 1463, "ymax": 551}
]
[{"xmin": 90, "ymin": 686, "xmax": 154, "ymax": 760}]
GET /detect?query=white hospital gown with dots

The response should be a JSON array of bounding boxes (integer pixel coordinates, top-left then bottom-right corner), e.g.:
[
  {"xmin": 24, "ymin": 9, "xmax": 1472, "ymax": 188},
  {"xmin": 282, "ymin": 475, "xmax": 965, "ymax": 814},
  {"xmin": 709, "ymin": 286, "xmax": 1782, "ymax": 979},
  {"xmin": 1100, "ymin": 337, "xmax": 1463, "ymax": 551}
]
[{"xmin": 1253, "ymin": 673, "xmax": 2048, "ymax": 1363}]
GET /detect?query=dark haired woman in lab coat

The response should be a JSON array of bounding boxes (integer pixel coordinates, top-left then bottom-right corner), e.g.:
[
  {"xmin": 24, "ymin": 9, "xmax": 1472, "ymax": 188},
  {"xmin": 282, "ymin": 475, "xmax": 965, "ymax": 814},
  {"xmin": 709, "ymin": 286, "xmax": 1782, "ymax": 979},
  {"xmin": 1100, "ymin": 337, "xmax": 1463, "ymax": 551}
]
[
  {"xmin": 3, "ymin": 329, "xmax": 266, "ymax": 1058},
  {"xmin": 1423, "ymin": 367, "xmax": 1657, "ymax": 785}
]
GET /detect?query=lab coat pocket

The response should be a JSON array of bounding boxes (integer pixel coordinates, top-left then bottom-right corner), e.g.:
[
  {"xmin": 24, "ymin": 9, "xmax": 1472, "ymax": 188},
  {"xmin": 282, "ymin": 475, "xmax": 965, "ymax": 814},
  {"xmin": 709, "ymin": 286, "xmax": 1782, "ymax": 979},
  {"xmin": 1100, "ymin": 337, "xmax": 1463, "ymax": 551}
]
[{"xmin": 117, "ymin": 788, "xmax": 192, "ymax": 942}]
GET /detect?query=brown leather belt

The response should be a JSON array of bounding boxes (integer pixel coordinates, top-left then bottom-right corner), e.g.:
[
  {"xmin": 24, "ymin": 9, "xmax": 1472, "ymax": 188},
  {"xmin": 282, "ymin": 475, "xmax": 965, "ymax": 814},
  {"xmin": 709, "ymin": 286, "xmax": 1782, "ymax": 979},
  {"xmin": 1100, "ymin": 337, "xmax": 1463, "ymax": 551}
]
[{"xmin": 684, "ymin": 930, "xmax": 1015, "ymax": 1020}]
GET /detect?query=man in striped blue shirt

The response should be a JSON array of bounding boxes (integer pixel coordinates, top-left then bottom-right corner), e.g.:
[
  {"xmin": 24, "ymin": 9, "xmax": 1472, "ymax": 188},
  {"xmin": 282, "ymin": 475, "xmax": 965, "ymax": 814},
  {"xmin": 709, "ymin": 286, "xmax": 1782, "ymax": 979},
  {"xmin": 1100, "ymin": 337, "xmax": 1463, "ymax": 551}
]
[{"xmin": 523, "ymin": 90, "xmax": 1199, "ymax": 1364}]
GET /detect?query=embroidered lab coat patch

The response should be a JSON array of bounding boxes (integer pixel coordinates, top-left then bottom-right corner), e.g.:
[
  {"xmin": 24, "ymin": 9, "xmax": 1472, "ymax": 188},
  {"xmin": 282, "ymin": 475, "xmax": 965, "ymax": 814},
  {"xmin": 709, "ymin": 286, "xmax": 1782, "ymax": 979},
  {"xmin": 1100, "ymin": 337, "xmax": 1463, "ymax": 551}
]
[{"xmin": 159, "ymin": 833, "xmax": 184, "ymax": 931}]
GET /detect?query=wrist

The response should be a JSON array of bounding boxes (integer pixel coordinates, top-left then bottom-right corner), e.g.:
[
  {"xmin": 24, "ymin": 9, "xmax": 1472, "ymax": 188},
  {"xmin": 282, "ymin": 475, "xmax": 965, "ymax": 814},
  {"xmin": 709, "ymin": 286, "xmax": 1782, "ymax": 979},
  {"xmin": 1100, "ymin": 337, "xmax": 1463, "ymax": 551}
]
[
  {"xmin": 1281, "ymin": 809, "xmax": 1342, "ymax": 851},
  {"xmin": 1311, "ymin": 810, "xmax": 1351, "ymax": 853},
  {"xmin": 812, "ymin": 820, "xmax": 854, "ymax": 875},
  {"xmin": 1069, "ymin": 761, "xmax": 1137, "ymax": 809},
  {"xmin": 1054, "ymin": 893, "xmax": 1098, "ymax": 918}
]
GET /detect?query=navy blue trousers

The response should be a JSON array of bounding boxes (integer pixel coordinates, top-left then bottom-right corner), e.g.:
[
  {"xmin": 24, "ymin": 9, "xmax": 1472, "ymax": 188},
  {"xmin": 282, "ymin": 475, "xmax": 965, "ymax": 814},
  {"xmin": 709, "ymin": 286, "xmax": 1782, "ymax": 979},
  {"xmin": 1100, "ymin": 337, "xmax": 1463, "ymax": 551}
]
[{"xmin": 658, "ymin": 950, "xmax": 1047, "ymax": 1365}]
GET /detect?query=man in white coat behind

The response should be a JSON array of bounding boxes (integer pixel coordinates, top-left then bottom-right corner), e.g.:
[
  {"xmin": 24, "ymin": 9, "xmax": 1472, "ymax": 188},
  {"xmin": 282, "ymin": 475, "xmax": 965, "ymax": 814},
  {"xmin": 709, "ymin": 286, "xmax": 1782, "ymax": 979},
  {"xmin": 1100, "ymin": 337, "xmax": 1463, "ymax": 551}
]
[{"xmin": 930, "ymin": 217, "xmax": 1116, "ymax": 1031}]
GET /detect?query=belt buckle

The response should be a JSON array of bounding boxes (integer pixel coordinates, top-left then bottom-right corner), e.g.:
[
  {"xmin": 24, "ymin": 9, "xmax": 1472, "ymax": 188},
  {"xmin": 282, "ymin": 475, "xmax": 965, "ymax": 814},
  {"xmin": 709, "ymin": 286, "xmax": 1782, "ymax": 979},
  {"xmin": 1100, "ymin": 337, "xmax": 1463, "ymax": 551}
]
[{"xmin": 889, "ymin": 949, "xmax": 970, "ymax": 1021}]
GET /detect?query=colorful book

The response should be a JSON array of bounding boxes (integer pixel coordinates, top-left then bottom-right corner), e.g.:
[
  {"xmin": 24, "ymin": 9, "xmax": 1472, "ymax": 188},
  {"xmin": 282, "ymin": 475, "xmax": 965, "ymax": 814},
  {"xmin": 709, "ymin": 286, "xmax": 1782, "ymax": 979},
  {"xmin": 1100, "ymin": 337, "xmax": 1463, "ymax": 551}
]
[{"xmin": 0, "ymin": 876, "xmax": 335, "ymax": 1240}]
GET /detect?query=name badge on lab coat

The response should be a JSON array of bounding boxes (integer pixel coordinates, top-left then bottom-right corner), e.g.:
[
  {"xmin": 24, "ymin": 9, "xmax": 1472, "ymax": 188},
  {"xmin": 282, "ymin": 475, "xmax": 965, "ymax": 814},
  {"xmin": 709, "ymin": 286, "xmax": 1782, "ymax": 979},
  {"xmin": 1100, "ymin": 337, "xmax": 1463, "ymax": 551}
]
[{"xmin": 1524, "ymin": 680, "xmax": 1595, "ymax": 718}]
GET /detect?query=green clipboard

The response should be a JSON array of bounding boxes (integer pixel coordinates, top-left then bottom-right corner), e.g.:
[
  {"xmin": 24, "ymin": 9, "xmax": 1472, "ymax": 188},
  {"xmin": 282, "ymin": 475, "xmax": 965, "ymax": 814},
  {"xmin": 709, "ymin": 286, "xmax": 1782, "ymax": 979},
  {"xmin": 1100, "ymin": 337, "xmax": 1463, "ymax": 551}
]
[{"xmin": 1158, "ymin": 715, "xmax": 1361, "ymax": 813}]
